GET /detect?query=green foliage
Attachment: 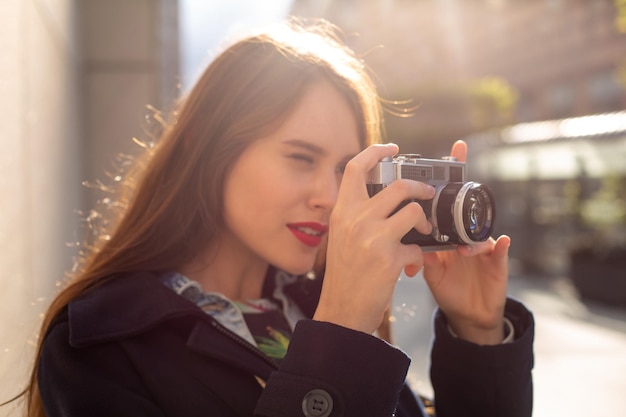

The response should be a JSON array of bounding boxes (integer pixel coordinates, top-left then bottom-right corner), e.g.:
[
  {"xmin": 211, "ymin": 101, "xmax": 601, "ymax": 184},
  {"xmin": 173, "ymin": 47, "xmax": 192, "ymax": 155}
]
[
  {"xmin": 466, "ymin": 77, "xmax": 518, "ymax": 116},
  {"xmin": 578, "ymin": 175, "xmax": 626, "ymax": 250},
  {"xmin": 580, "ymin": 176, "xmax": 626, "ymax": 227},
  {"xmin": 616, "ymin": 0, "xmax": 626, "ymax": 32},
  {"xmin": 465, "ymin": 77, "xmax": 518, "ymax": 129},
  {"xmin": 615, "ymin": 59, "xmax": 626, "ymax": 90}
]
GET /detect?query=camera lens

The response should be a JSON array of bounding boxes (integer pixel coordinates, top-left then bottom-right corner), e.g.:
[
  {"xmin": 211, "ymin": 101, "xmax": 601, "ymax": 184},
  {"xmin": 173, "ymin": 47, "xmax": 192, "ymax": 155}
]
[
  {"xmin": 467, "ymin": 194, "xmax": 486, "ymax": 234},
  {"xmin": 432, "ymin": 182, "xmax": 495, "ymax": 245},
  {"xmin": 455, "ymin": 182, "xmax": 495, "ymax": 243}
]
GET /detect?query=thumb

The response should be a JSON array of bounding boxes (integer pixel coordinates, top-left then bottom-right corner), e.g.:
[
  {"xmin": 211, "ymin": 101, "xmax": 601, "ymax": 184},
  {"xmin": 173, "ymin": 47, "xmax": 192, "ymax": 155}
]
[
  {"xmin": 422, "ymin": 252, "xmax": 443, "ymax": 282},
  {"xmin": 423, "ymin": 251, "xmax": 440, "ymax": 268}
]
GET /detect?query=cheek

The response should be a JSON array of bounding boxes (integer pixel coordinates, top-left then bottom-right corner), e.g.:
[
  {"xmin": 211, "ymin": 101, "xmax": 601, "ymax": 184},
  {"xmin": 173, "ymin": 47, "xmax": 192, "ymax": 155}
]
[{"xmin": 224, "ymin": 163, "xmax": 298, "ymax": 224}]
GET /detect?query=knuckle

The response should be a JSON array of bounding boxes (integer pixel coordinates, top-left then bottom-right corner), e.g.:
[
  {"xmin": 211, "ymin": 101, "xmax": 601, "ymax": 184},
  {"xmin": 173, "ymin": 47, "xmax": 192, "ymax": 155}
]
[
  {"xmin": 389, "ymin": 179, "xmax": 431, "ymax": 200},
  {"xmin": 389, "ymin": 179, "xmax": 412, "ymax": 195},
  {"xmin": 405, "ymin": 201, "xmax": 425, "ymax": 217},
  {"xmin": 343, "ymin": 159, "xmax": 360, "ymax": 176}
]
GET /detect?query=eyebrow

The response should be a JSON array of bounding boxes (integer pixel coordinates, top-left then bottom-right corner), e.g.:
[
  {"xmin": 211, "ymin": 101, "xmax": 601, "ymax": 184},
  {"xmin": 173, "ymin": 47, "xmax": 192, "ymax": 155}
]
[
  {"xmin": 282, "ymin": 138, "xmax": 358, "ymax": 162},
  {"xmin": 282, "ymin": 139, "xmax": 326, "ymax": 154}
]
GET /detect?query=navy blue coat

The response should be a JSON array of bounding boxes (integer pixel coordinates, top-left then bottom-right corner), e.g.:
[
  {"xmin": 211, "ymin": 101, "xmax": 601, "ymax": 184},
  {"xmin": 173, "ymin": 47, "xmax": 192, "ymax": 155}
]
[{"xmin": 38, "ymin": 270, "xmax": 534, "ymax": 416}]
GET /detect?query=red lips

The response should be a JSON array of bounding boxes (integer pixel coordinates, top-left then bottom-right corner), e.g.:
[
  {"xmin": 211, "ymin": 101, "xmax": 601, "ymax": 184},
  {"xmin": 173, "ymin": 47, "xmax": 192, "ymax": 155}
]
[{"xmin": 287, "ymin": 222, "xmax": 329, "ymax": 247}]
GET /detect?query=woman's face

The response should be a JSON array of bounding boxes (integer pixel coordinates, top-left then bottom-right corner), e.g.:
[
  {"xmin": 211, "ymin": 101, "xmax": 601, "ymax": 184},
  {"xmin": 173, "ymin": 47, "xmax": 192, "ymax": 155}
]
[{"xmin": 222, "ymin": 80, "xmax": 361, "ymax": 275}]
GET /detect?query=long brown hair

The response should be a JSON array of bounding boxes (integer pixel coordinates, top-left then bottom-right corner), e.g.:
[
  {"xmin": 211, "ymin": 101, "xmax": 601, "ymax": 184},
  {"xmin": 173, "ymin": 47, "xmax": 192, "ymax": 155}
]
[{"xmin": 20, "ymin": 18, "xmax": 384, "ymax": 416}]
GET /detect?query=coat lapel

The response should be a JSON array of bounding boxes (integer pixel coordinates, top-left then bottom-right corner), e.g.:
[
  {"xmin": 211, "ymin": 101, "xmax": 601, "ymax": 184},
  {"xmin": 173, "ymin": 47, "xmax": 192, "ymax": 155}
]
[
  {"xmin": 181, "ymin": 320, "xmax": 277, "ymax": 416},
  {"xmin": 186, "ymin": 319, "xmax": 278, "ymax": 380}
]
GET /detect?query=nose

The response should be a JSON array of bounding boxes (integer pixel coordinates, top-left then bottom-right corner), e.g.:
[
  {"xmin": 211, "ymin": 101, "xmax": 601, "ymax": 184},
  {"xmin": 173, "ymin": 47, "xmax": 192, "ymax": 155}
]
[{"xmin": 308, "ymin": 170, "xmax": 340, "ymax": 211}]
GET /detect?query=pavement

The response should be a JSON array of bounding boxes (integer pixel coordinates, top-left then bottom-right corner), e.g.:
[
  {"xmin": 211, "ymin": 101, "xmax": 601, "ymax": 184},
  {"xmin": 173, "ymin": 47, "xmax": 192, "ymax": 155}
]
[{"xmin": 391, "ymin": 271, "xmax": 626, "ymax": 417}]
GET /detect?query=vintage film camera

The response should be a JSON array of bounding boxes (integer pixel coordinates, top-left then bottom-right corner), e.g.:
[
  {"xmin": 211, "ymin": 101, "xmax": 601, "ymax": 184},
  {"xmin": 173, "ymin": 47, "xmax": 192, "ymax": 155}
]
[{"xmin": 366, "ymin": 154, "xmax": 496, "ymax": 252}]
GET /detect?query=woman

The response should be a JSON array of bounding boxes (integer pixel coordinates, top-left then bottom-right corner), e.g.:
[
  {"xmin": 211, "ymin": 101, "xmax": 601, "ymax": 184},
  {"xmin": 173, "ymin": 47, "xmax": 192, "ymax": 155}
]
[{"xmin": 22, "ymin": 18, "xmax": 533, "ymax": 417}]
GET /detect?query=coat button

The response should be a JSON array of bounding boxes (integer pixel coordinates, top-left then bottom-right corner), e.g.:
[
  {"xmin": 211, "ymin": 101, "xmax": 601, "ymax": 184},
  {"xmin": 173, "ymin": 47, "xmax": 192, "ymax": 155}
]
[{"xmin": 302, "ymin": 389, "xmax": 333, "ymax": 417}]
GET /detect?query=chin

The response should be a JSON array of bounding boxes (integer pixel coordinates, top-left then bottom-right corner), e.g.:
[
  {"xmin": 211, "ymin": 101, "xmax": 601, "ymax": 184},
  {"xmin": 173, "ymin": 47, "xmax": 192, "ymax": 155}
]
[
  {"xmin": 270, "ymin": 246, "xmax": 321, "ymax": 276},
  {"xmin": 277, "ymin": 260, "xmax": 316, "ymax": 277},
  {"xmin": 284, "ymin": 266, "xmax": 314, "ymax": 276}
]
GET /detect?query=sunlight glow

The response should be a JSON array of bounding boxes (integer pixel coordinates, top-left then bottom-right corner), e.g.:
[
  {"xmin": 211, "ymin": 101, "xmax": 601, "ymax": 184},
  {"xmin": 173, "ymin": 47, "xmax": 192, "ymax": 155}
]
[
  {"xmin": 179, "ymin": 0, "xmax": 294, "ymax": 88},
  {"xmin": 502, "ymin": 111, "xmax": 626, "ymax": 143}
]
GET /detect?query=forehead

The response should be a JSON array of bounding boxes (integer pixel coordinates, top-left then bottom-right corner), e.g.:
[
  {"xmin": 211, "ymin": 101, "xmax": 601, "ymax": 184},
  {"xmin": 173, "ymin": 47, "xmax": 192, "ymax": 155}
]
[{"xmin": 271, "ymin": 80, "xmax": 361, "ymax": 153}]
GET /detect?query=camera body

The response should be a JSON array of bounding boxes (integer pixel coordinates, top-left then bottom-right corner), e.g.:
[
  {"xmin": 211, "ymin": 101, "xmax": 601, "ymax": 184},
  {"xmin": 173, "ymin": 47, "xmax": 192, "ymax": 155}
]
[{"xmin": 366, "ymin": 154, "xmax": 495, "ymax": 252}]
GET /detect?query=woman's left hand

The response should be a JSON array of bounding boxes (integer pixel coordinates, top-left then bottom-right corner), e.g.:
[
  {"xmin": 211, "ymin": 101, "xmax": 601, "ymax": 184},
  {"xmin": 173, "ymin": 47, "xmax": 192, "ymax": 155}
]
[{"xmin": 420, "ymin": 140, "xmax": 511, "ymax": 345}]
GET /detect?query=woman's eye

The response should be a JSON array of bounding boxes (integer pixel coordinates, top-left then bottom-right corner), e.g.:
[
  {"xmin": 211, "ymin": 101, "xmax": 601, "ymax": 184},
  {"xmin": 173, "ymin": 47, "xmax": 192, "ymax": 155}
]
[
  {"xmin": 290, "ymin": 154, "xmax": 315, "ymax": 165},
  {"xmin": 336, "ymin": 158, "xmax": 352, "ymax": 176}
]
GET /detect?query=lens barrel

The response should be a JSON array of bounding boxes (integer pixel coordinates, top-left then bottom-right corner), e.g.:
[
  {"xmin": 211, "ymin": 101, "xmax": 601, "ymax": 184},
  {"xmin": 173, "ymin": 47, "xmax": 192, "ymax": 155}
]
[{"xmin": 434, "ymin": 182, "xmax": 495, "ymax": 244}]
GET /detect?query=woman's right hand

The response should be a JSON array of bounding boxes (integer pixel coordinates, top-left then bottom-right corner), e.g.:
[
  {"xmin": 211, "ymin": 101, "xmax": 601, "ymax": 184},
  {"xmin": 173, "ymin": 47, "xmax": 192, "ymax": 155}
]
[{"xmin": 313, "ymin": 143, "xmax": 435, "ymax": 334}]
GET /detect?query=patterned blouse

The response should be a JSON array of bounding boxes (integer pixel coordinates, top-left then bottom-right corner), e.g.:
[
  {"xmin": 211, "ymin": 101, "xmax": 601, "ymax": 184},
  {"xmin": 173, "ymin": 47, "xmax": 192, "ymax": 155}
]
[{"xmin": 161, "ymin": 270, "xmax": 307, "ymax": 361}]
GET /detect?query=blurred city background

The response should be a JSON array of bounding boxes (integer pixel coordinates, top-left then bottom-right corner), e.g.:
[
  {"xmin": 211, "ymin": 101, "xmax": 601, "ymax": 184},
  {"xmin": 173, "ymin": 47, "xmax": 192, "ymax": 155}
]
[{"xmin": 1, "ymin": 0, "xmax": 625, "ymax": 416}]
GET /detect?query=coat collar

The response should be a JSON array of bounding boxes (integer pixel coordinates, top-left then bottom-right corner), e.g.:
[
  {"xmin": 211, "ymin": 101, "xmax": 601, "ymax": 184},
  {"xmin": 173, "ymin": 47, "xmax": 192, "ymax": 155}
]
[
  {"xmin": 68, "ymin": 271, "xmax": 205, "ymax": 347},
  {"xmin": 67, "ymin": 268, "xmax": 323, "ymax": 348},
  {"xmin": 66, "ymin": 270, "xmax": 281, "ymax": 395}
]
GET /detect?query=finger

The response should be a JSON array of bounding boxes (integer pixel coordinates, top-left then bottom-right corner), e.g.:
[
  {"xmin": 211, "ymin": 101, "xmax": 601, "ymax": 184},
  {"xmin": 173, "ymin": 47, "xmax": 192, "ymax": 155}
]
[
  {"xmin": 396, "ymin": 245, "xmax": 424, "ymax": 275},
  {"xmin": 484, "ymin": 235, "xmax": 511, "ymax": 276},
  {"xmin": 456, "ymin": 237, "xmax": 495, "ymax": 257},
  {"xmin": 450, "ymin": 140, "xmax": 467, "ymax": 162},
  {"xmin": 404, "ymin": 264, "xmax": 422, "ymax": 277},
  {"xmin": 422, "ymin": 251, "xmax": 442, "ymax": 270},
  {"xmin": 341, "ymin": 143, "xmax": 399, "ymax": 199},
  {"xmin": 457, "ymin": 235, "xmax": 510, "ymax": 259},
  {"xmin": 386, "ymin": 200, "xmax": 433, "ymax": 237},
  {"xmin": 493, "ymin": 235, "xmax": 511, "ymax": 260},
  {"xmin": 369, "ymin": 179, "xmax": 435, "ymax": 218}
]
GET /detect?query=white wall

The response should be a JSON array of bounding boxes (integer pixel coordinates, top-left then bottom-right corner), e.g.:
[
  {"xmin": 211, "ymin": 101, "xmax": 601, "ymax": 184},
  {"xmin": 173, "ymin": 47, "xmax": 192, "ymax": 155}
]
[
  {"xmin": 79, "ymin": 0, "xmax": 178, "ymax": 188},
  {"xmin": 0, "ymin": 0, "xmax": 82, "ymax": 413},
  {"xmin": 0, "ymin": 0, "xmax": 178, "ymax": 414}
]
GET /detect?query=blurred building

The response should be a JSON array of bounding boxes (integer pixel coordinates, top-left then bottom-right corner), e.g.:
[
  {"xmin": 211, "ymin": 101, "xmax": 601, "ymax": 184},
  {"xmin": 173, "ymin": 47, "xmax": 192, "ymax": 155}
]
[
  {"xmin": 292, "ymin": 0, "xmax": 626, "ymax": 155},
  {"xmin": 292, "ymin": 0, "xmax": 626, "ymax": 277},
  {"xmin": 466, "ymin": 110, "xmax": 626, "ymax": 276}
]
